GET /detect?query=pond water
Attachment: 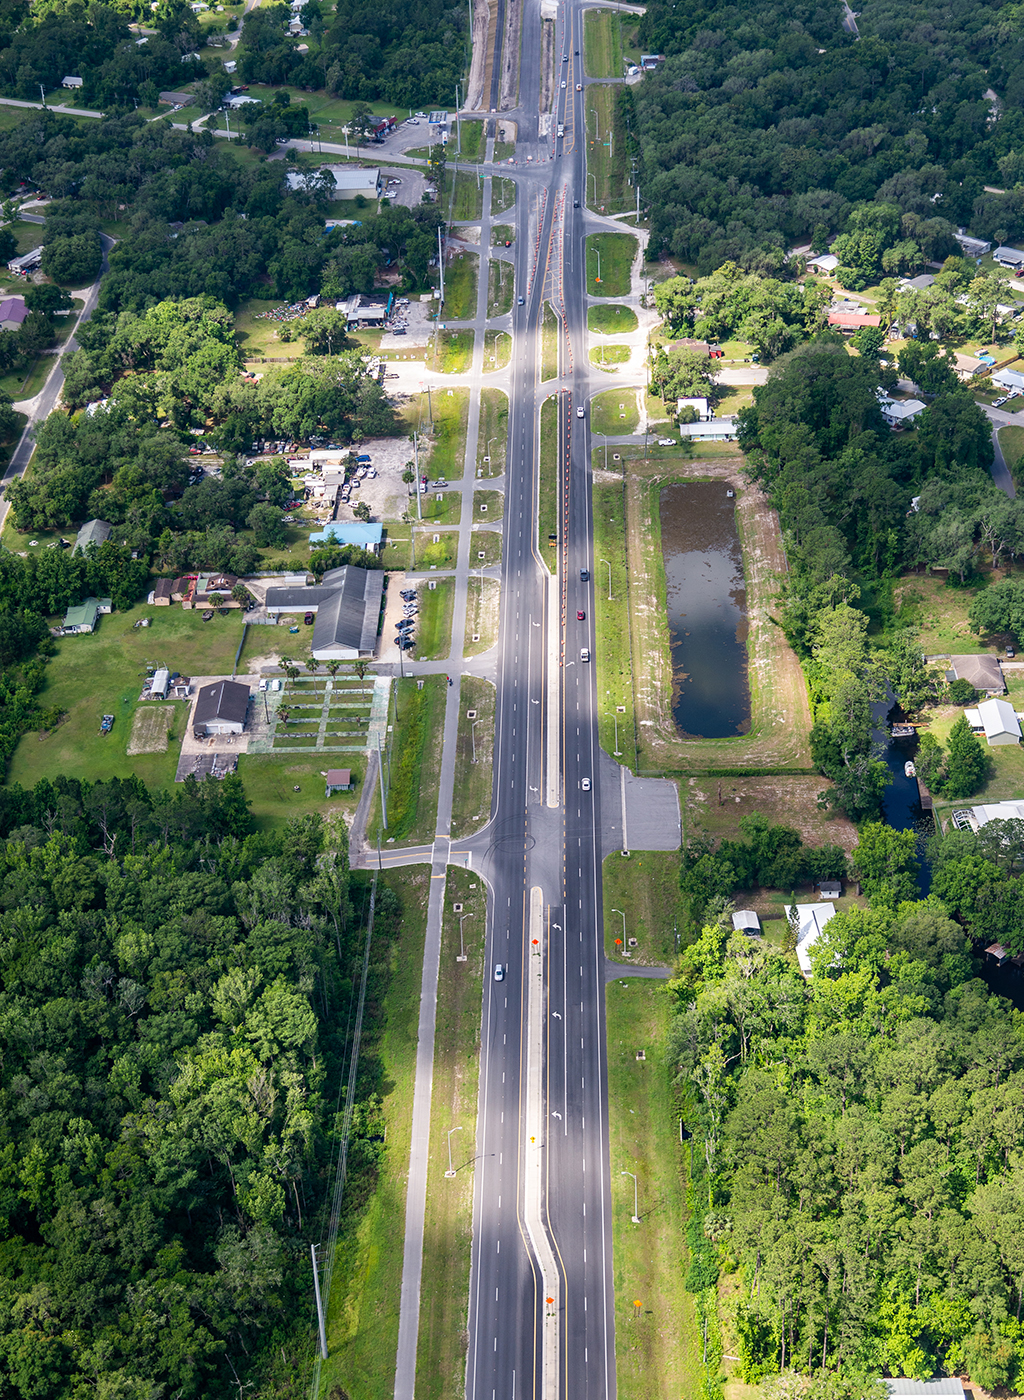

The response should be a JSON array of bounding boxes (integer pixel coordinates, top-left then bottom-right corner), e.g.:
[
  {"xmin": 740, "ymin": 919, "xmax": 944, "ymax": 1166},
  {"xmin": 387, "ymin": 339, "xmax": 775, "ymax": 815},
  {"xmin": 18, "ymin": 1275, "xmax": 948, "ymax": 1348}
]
[
  {"xmin": 873, "ymin": 691, "xmax": 932, "ymax": 894},
  {"xmin": 661, "ymin": 481, "xmax": 751, "ymax": 738}
]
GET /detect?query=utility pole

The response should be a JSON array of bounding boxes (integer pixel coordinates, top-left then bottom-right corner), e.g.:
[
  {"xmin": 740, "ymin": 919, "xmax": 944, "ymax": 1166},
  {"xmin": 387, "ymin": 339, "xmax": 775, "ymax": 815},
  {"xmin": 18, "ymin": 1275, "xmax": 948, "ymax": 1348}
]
[
  {"xmin": 437, "ymin": 224, "xmax": 445, "ymax": 304},
  {"xmin": 413, "ymin": 430, "xmax": 422, "ymax": 520},
  {"xmin": 455, "ymin": 83, "xmax": 461, "ymax": 154},
  {"xmin": 311, "ymin": 1245, "xmax": 328, "ymax": 1359}
]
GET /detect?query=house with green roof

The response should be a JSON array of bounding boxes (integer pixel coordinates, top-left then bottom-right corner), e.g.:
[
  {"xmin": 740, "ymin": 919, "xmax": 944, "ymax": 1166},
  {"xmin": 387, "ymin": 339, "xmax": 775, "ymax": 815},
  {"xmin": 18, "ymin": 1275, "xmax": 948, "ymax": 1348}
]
[{"xmin": 62, "ymin": 597, "xmax": 112, "ymax": 634}]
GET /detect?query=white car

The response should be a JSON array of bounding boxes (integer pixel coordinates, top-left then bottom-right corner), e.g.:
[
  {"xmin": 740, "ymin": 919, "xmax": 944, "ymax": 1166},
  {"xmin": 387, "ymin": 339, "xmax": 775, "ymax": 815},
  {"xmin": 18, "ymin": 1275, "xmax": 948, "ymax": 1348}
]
[
  {"xmin": 581, "ymin": 648, "xmax": 590, "ymax": 662},
  {"xmin": 581, "ymin": 777, "xmax": 591, "ymax": 791},
  {"xmin": 560, "ymin": 80, "xmax": 567, "ymax": 88},
  {"xmin": 576, "ymin": 406, "xmax": 585, "ymax": 418},
  {"xmin": 494, "ymin": 963, "xmax": 505, "ymax": 981}
]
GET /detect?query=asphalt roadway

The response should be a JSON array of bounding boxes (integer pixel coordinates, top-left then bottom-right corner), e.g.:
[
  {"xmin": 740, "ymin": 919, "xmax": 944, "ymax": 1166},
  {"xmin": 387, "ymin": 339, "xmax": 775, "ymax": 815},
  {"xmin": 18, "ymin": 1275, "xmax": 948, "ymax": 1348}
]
[{"xmin": 463, "ymin": 3, "xmax": 617, "ymax": 1397}]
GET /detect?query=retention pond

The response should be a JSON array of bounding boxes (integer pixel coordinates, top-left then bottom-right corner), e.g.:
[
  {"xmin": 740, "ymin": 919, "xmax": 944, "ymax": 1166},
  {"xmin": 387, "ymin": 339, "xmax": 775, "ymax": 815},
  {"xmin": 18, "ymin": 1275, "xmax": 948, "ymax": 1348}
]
[{"xmin": 661, "ymin": 480, "xmax": 751, "ymax": 739}]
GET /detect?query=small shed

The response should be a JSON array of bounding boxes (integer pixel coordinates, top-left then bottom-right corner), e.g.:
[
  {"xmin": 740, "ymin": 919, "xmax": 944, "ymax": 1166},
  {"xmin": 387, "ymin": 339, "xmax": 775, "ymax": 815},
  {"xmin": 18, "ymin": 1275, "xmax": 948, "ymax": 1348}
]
[
  {"xmin": 818, "ymin": 880, "xmax": 842, "ymax": 900},
  {"xmin": 150, "ymin": 668, "xmax": 170, "ymax": 700},
  {"xmin": 153, "ymin": 578, "xmax": 175, "ymax": 606},
  {"xmin": 986, "ymin": 942, "xmax": 1010, "ymax": 964},
  {"xmin": 676, "ymin": 396, "xmax": 711, "ymax": 421},
  {"xmin": 325, "ymin": 768, "xmax": 353, "ymax": 795},
  {"xmin": 62, "ymin": 76, "xmax": 83, "ymax": 89},
  {"xmin": 731, "ymin": 910, "xmax": 762, "ymax": 935}
]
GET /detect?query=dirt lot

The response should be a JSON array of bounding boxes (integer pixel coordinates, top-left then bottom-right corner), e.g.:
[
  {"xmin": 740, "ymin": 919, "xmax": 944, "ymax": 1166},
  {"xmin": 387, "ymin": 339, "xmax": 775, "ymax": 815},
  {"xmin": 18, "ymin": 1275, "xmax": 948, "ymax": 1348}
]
[
  {"xmin": 332, "ymin": 435, "xmax": 414, "ymax": 523},
  {"xmin": 622, "ymin": 454, "xmax": 814, "ymax": 773},
  {"xmin": 687, "ymin": 775, "xmax": 858, "ymax": 851},
  {"xmin": 127, "ymin": 705, "xmax": 176, "ymax": 755}
]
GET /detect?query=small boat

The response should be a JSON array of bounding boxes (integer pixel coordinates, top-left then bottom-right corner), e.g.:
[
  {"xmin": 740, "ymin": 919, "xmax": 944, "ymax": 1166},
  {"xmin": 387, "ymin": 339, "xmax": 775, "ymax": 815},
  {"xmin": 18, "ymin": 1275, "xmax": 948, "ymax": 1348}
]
[
  {"xmin": 904, "ymin": 761, "xmax": 917, "ymax": 778},
  {"xmin": 891, "ymin": 723, "xmax": 915, "ymax": 737}
]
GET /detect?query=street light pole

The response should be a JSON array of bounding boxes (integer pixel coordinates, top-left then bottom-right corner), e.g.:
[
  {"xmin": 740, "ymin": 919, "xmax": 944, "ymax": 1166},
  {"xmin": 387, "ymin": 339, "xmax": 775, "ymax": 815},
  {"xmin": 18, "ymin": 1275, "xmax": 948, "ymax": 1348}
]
[
  {"xmin": 612, "ymin": 907, "xmax": 626, "ymax": 946},
  {"xmin": 601, "ymin": 558, "xmax": 613, "ymax": 601},
  {"xmin": 591, "ymin": 108, "xmax": 600, "ymax": 142},
  {"xmin": 471, "ymin": 717, "xmax": 482, "ymax": 762},
  {"xmin": 621, "ymin": 1170, "xmax": 640, "ymax": 1224},
  {"xmin": 458, "ymin": 912, "xmax": 472, "ymax": 960},
  {"xmin": 445, "ymin": 1125, "xmax": 464, "ymax": 1177},
  {"xmin": 613, "ymin": 712, "xmax": 621, "ymax": 757}
]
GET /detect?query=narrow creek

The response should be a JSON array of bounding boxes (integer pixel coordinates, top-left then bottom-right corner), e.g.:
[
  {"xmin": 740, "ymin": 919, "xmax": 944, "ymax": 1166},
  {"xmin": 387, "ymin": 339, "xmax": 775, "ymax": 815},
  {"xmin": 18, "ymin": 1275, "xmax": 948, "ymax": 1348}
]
[{"xmin": 661, "ymin": 481, "xmax": 751, "ymax": 738}]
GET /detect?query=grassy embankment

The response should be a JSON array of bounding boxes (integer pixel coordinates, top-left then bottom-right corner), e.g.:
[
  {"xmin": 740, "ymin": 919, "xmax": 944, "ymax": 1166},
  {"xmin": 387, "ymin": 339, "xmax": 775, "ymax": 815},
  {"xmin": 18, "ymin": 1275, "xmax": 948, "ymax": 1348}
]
[
  {"xmin": 606, "ymin": 980, "xmax": 700, "ymax": 1400},
  {"xmin": 584, "ymin": 7, "xmax": 626, "ymax": 77},
  {"xmin": 450, "ymin": 172, "xmax": 483, "ymax": 220},
  {"xmin": 450, "ymin": 675, "xmax": 496, "ymax": 838},
  {"xmin": 477, "ymin": 388, "xmax": 508, "ymax": 475},
  {"xmin": 590, "ymin": 452, "xmax": 815, "ymax": 776},
  {"xmin": 538, "ymin": 394, "xmax": 559, "ymax": 572},
  {"xmin": 414, "ymin": 865, "xmax": 486, "ymax": 1397},
  {"xmin": 320, "ymin": 864, "xmax": 431, "ymax": 1400},
  {"xmin": 999, "ymin": 424, "xmax": 1024, "ymax": 487},
  {"xmin": 586, "ymin": 232, "xmax": 637, "ymax": 298}
]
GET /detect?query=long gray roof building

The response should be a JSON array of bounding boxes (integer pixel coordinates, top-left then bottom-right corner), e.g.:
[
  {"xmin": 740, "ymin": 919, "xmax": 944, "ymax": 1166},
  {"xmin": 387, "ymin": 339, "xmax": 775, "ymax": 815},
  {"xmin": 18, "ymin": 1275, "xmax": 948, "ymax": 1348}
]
[{"xmin": 264, "ymin": 565, "xmax": 383, "ymax": 658}]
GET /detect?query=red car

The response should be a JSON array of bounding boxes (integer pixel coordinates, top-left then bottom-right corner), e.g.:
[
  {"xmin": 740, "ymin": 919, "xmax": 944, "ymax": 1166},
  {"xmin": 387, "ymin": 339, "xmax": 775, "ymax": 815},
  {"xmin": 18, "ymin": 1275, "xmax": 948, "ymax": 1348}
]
[
  {"xmin": 304, "ymin": 612, "xmax": 314, "ymax": 625},
  {"xmin": 577, "ymin": 610, "xmax": 585, "ymax": 621}
]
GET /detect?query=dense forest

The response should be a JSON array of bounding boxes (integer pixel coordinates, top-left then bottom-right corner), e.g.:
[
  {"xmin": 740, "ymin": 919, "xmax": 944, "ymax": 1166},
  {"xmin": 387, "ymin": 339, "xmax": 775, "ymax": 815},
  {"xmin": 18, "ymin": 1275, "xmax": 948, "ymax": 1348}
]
[
  {"xmin": 635, "ymin": 0, "xmax": 1024, "ymax": 271},
  {"xmin": 0, "ymin": 772, "xmax": 405, "ymax": 1398},
  {"xmin": 675, "ymin": 855, "xmax": 1024, "ymax": 1392}
]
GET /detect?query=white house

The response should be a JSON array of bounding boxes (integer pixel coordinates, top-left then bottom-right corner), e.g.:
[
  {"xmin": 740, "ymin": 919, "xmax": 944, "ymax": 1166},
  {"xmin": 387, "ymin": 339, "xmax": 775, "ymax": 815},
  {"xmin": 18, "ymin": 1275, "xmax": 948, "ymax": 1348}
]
[
  {"xmin": 962, "ymin": 799, "xmax": 1024, "ymax": 831},
  {"xmin": 676, "ymin": 396, "xmax": 711, "ymax": 421},
  {"xmin": 61, "ymin": 76, "xmax": 83, "ymax": 89},
  {"xmin": 964, "ymin": 697, "xmax": 1022, "ymax": 746},
  {"xmin": 993, "ymin": 246, "xmax": 1024, "ymax": 269},
  {"xmin": 879, "ymin": 396, "xmax": 926, "ymax": 427},
  {"xmin": 883, "ymin": 1379, "xmax": 964, "ymax": 1400},
  {"xmin": 224, "ymin": 94, "xmax": 262, "ymax": 109},
  {"xmin": 785, "ymin": 902, "xmax": 837, "ymax": 977},
  {"xmin": 992, "ymin": 368, "xmax": 1024, "ymax": 393},
  {"xmin": 678, "ymin": 416, "xmax": 738, "ymax": 442}
]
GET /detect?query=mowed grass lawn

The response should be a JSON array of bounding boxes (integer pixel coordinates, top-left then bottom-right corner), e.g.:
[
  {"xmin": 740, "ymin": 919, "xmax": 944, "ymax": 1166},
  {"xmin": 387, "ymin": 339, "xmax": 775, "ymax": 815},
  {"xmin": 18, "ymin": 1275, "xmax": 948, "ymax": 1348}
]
[
  {"xmin": 588, "ymin": 303, "xmax": 638, "ymax": 334},
  {"xmin": 8, "ymin": 603, "xmax": 247, "ymax": 790},
  {"xmin": 592, "ymin": 388, "xmax": 639, "ymax": 435},
  {"xmin": 586, "ymin": 233, "xmax": 637, "ymax": 298}
]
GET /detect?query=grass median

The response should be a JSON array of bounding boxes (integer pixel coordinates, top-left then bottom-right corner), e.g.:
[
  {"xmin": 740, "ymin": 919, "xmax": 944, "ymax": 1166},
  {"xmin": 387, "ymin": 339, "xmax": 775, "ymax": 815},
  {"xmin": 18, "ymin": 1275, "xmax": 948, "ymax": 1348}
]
[
  {"xmin": 477, "ymin": 388, "xmax": 508, "ymax": 474},
  {"xmin": 413, "ymin": 576, "xmax": 455, "ymax": 659},
  {"xmin": 602, "ymin": 851, "xmax": 684, "ymax": 965},
  {"xmin": 586, "ymin": 232, "xmax": 637, "ymax": 298},
  {"xmin": 592, "ymin": 387, "xmax": 639, "ymax": 435},
  {"xmin": 451, "ymin": 171, "xmax": 484, "ymax": 220},
  {"xmin": 321, "ymin": 864, "xmax": 431, "ymax": 1400},
  {"xmin": 584, "ymin": 86, "xmax": 633, "ymax": 213},
  {"xmin": 484, "ymin": 328, "xmax": 512, "ymax": 372},
  {"xmin": 542, "ymin": 301, "xmax": 559, "ymax": 380},
  {"xmin": 474, "ymin": 489, "xmax": 504, "ymax": 521},
  {"xmin": 492, "ymin": 176, "xmax": 516, "ymax": 213},
  {"xmin": 589, "ymin": 303, "xmax": 638, "ymax": 334},
  {"xmin": 488, "ymin": 258, "xmax": 515, "ymax": 315},
  {"xmin": 584, "ymin": 7, "xmax": 625, "ymax": 77},
  {"xmin": 450, "ymin": 675, "xmax": 496, "ymax": 838},
  {"xmin": 539, "ymin": 393, "xmax": 559, "ymax": 573},
  {"xmin": 592, "ymin": 478, "xmax": 639, "ymax": 769},
  {"xmin": 471, "ymin": 529, "xmax": 502, "ymax": 568},
  {"xmin": 606, "ymin": 980, "xmax": 699, "ymax": 1400},
  {"xmin": 370, "ymin": 676, "xmax": 446, "ymax": 844},
  {"xmin": 590, "ymin": 344, "xmax": 631, "ymax": 370},
  {"xmin": 430, "ymin": 331, "xmax": 474, "ymax": 374},
  {"xmin": 464, "ymin": 577, "xmax": 500, "ymax": 658},
  {"xmin": 444, "ymin": 250, "xmax": 479, "ymax": 320},
  {"xmin": 414, "ymin": 864, "xmax": 486, "ymax": 1397}
]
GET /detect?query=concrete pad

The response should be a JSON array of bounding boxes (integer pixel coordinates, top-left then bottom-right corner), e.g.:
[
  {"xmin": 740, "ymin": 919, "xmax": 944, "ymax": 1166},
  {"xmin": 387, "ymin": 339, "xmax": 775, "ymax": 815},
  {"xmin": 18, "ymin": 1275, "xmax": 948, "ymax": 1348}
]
[{"xmin": 599, "ymin": 749, "xmax": 681, "ymax": 855}]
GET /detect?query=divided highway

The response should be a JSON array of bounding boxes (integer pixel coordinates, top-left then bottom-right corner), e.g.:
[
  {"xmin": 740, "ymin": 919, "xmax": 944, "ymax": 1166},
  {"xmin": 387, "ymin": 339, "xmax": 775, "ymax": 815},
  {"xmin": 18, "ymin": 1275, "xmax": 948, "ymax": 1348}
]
[{"xmin": 466, "ymin": 1, "xmax": 617, "ymax": 1396}]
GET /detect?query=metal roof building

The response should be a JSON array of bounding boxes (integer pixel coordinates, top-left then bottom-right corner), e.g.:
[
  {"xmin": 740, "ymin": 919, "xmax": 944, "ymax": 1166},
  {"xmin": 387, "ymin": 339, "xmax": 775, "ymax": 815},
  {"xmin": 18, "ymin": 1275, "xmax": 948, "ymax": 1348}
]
[
  {"xmin": 74, "ymin": 518, "xmax": 112, "ymax": 554},
  {"xmin": 192, "ymin": 679, "xmax": 250, "ymax": 737},
  {"xmin": 264, "ymin": 566, "xmax": 383, "ymax": 658}
]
